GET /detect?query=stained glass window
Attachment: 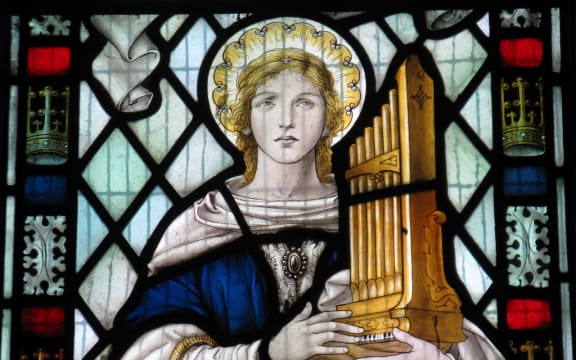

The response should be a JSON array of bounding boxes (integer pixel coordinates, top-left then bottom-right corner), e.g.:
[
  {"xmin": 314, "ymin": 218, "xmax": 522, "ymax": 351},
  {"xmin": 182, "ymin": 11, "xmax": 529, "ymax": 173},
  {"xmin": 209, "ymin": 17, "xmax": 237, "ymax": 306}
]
[{"xmin": 1, "ymin": 5, "xmax": 574, "ymax": 360}]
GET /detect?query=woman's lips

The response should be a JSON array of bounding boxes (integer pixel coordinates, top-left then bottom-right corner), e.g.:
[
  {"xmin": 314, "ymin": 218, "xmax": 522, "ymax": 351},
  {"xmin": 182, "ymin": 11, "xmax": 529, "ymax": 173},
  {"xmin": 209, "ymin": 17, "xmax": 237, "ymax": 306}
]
[{"xmin": 275, "ymin": 135, "xmax": 298, "ymax": 144}]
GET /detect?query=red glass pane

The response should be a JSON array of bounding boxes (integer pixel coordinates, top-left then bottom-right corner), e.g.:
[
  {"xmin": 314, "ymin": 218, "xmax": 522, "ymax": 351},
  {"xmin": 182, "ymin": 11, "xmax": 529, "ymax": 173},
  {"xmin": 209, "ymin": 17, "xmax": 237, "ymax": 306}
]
[
  {"xmin": 21, "ymin": 307, "xmax": 65, "ymax": 336},
  {"xmin": 499, "ymin": 38, "xmax": 543, "ymax": 67},
  {"xmin": 27, "ymin": 47, "xmax": 71, "ymax": 76},
  {"xmin": 506, "ymin": 299, "xmax": 552, "ymax": 330}
]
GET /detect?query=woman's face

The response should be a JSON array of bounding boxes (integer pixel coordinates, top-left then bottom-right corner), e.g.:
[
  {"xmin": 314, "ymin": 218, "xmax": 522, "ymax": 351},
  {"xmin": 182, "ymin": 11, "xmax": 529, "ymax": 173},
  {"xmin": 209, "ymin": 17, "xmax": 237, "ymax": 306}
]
[{"xmin": 250, "ymin": 69, "xmax": 327, "ymax": 165}]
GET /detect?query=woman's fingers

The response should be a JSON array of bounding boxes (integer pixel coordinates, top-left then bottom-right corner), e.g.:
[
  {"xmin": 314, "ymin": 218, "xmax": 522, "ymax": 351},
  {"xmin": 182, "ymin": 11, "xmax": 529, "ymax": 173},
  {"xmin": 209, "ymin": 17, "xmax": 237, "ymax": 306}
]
[
  {"xmin": 310, "ymin": 330, "xmax": 362, "ymax": 345},
  {"xmin": 307, "ymin": 309, "xmax": 353, "ymax": 323},
  {"xmin": 310, "ymin": 344, "xmax": 350, "ymax": 355},
  {"xmin": 291, "ymin": 302, "xmax": 314, "ymax": 323},
  {"xmin": 308, "ymin": 319, "xmax": 364, "ymax": 335}
]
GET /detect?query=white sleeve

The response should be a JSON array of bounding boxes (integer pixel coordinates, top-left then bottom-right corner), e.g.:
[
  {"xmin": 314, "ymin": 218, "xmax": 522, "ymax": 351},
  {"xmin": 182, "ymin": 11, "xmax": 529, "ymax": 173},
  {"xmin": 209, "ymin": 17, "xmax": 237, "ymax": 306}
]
[
  {"xmin": 120, "ymin": 323, "xmax": 262, "ymax": 360},
  {"xmin": 455, "ymin": 318, "xmax": 506, "ymax": 360}
]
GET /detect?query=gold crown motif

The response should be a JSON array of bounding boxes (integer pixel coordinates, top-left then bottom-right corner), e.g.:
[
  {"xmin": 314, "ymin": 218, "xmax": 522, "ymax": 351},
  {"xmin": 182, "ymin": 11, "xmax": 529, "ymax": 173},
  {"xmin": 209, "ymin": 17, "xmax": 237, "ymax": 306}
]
[
  {"xmin": 26, "ymin": 85, "xmax": 70, "ymax": 165},
  {"xmin": 500, "ymin": 76, "xmax": 545, "ymax": 156}
]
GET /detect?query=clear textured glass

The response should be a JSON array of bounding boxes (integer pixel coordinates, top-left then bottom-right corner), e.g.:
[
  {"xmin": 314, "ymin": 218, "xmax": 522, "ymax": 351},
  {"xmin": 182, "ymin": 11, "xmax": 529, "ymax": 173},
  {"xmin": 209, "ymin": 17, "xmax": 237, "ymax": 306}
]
[
  {"xmin": 477, "ymin": 12, "xmax": 490, "ymax": 37},
  {"xmin": 165, "ymin": 123, "xmax": 234, "ymax": 197},
  {"xmin": 74, "ymin": 309, "xmax": 99, "ymax": 360},
  {"xmin": 160, "ymin": 14, "xmax": 189, "ymax": 41},
  {"xmin": 126, "ymin": 79, "xmax": 194, "ymax": 163},
  {"xmin": 460, "ymin": 75, "xmax": 493, "ymax": 149},
  {"xmin": 78, "ymin": 81, "xmax": 110, "ymax": 158},
  {"xmin": 445, "ymin": 122, "xmax": 491, "ymax": 212},
  {"xmin": 1, "ymin": 309, "xmax": 11, "ymax": 360},
  {"xmin": 213, "ymin": 13, "xmax": 252, "ymax": 28},
  {"xmin": 170, "ymin": 17, "xmax": 216, "ymax": 101},
  {"xmin": 82, "ymin": 129, "xmax": 151, "ymax": 221},
  {"xmin": 76, "ymin": 192, "xmax": 108, "ymax": 272},
  {"xmin": 554, "ymin": 86, "xmax": 564, "ymax": 166},
  {"xmin": 454, "ymin": 235, "xmax": 493, "ymax": 304},
  {"xmin": 10, "ymin": 16, "xmax": 19, "ymax": 75},
  {"xmin": 7, "ymin": 86, "xmax": 17, "ymax": 186},
  {"xmin": 385, "ymin": 13, "xmax": 418, "ymax": 44},
  {"xmin": 3, "ymin": 197, "xmax": 14, "ymax": 299},
  {"xmin": 551, "ymin": 8, "xmax": 561, "ymax": 73},
  {"xmin": 78, "ymin": 243, "xmax": 137, "ymax": 330},
  {"xmin": 350, "ymin": 21, "xmax": 395, "ymax": 92},
  {"xmin": 424, "ymin": 29, "xmax": 487, "ymax": 101},
  {"xmin": 561, "ymin": 283, "xmax": 573, "ymax": 360},
  {"xmin": 122, "ymin": 186, "xmax": 172, "ymax": 255},
  {"xmin": 557, "ymin": 178, "xmax": 568, "ymax": 273},
  {"xmin": 483, "ymin": 299, "xmax": 498, "ymax": 328},
  {"xmin": 465, "ymin": 186, "xmax": 497, "ymax": 266}
]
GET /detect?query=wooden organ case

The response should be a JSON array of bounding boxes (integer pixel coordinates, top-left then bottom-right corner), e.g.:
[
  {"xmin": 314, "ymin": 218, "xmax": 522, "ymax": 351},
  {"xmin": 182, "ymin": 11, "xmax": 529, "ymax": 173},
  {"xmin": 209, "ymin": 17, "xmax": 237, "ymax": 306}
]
[{"xmin": 334, "ymin": 54, "xmax": 467, "ymax": 357}]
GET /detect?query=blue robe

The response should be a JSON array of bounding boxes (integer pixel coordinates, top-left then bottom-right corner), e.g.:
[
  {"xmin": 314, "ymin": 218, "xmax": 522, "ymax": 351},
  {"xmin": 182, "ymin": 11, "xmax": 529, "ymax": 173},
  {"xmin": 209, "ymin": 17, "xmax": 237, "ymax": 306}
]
[{"xmin": 112, "ymin": 232, "xmax": 343, "ymax": 355}]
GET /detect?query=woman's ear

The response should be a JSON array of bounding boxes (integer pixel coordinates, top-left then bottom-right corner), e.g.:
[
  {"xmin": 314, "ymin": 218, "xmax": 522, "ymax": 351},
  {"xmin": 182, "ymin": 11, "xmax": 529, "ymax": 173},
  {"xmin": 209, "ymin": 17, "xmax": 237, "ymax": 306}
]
[
  {"xmin": 322, "ymin": 126, "xmax": 329, "ymax": 137},
  {"xmin": 241, "ymin": 127, "xmax": 252, "ymax": 135}
]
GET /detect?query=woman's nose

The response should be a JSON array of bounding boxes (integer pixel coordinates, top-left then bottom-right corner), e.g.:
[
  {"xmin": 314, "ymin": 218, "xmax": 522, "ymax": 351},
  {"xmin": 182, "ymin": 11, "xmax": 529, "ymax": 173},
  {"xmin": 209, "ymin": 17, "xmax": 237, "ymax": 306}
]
[{"xmin": 279, "ymin": 103, "xmax": 295, "ymax": 128}]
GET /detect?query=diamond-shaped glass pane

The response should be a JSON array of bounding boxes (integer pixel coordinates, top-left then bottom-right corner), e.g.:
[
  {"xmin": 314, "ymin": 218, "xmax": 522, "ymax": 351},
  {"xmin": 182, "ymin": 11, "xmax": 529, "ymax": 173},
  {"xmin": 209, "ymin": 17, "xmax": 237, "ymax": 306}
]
[
  {"xmin": 79, "ymin": 81, "xmax": 110, "ymax": 158},
  {"xmin": 461, "ymin": 75, "xmax": 493, "ymax": 149},
  {"xmin": 171, "ymin": 17, "xmax": 216, "ymax": 101},
  {"xmin": 385, "ymin": 13, "xmax": 418, "ymax": 44},
  {"xmin": 160, "ymin": 14, "xmax": 189, "ymax": 41},
  {"xmin": 165, "ymin": 123, "xmax": 234, "ymax": 197},
  {"xmin": 74, "ymin": 309, "xmax": 98, "ymax": 359},
  {"xmin": 351, "ymin": 21, "xmax": 395, "ymax": 92},
  {"xmin": 127, "ymin": 79, "xmax": 193, "ymax": 164},
  {"xmin": 445, "ymin": 122, "xmax": 491, "ymax": 212},
  {"xmin": 484, "ymin": 299, "xmax": 498, "ymax": 328},
  {"xmin": 76, "ymin": 192, "xmax": 108, "ymax": 272},
  {"xmin": 213, "ymin": 13, "xmax": 252, "ymax": 28},
  {"xmin": 123, "ymin": 186, "xmax": 173, "ymax": 255},
  {"xmin": 82, "ymin": 129, "xmax": 151, "ymax": 221},
  {"xmin": 1, "ymin": 309, "xmax": 11, "ymax": 359},
  {"xmin": 454, "ymin": 236, "xmax": 492, "ymax": 304},
  {"xmin": 78, "ymin": 243, "xmax": 137, "ymax": 330},
  {"xmin": 465, "ymin": 186, "xmax": 496, "ymax": 266},
  {"xmin": 424, "ymin": 29, "xmax": 487, "ymax": 101}
]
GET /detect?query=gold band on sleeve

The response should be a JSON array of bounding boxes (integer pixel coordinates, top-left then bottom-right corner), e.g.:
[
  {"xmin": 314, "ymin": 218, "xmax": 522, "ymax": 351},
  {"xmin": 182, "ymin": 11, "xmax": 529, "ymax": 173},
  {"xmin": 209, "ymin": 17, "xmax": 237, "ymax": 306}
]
[{"xmin": 169, "ymin": 335, "xmax": 218, "ymax": 360}]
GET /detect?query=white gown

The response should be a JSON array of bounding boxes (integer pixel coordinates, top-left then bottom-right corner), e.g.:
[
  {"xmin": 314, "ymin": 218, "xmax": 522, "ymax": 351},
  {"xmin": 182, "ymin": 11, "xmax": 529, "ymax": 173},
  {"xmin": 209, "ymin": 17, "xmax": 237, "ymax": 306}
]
[{"xmin": 121, "ymin": 177, "xmax": 505, "ymax": 360}]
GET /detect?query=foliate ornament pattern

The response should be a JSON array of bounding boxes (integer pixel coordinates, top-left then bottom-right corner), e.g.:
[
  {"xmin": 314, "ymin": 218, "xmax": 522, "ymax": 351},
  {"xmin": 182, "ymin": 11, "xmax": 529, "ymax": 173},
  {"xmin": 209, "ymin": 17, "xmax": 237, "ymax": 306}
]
[
  {"xmin": 499, "ymin": 9, "xmax": 542, "ymax": 28},
  {"xmin": 505, "ymin": 206, "xmax": 550, "ymax": 287},
  {"xmin": 23, "ymin": 216, "xmax": 66, "ymax": 295},
  {"xmin": 261, "ymin": 240, "xmax": 326, "ymax": 313},
  {"xmin": 28, "ymin": 15, "xmax": 71, "ymax": 36}
]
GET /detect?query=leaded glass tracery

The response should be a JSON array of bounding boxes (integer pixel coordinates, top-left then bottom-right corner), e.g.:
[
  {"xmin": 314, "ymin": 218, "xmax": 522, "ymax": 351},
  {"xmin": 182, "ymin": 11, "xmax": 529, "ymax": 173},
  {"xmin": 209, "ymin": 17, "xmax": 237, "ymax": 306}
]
[{"xmin": 1, "ymin": 5, "xmax": 574, "ymax": 360}]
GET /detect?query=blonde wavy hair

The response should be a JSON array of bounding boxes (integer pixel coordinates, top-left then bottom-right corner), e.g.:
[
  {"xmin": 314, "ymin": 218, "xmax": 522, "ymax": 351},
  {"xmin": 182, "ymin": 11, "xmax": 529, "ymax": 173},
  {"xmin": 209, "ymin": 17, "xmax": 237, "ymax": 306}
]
[
  {"xmin": 211, "ymin": 20, "xmax": 363, "ymax": 183},
  {"xmin": 222, "ymin": 49, "xmax": 344, "ymax": 183}
]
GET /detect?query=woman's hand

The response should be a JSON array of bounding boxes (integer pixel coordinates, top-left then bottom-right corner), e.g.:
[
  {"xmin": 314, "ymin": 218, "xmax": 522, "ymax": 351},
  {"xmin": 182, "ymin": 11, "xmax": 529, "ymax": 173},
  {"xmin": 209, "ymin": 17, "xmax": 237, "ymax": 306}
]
[
  {"xmin": 384, "ymin": 328, "xmax": 454, "ymax": 360},
  {"xmin": 268, "ymin": 302, "xmax": 364, "ymax": 360}
]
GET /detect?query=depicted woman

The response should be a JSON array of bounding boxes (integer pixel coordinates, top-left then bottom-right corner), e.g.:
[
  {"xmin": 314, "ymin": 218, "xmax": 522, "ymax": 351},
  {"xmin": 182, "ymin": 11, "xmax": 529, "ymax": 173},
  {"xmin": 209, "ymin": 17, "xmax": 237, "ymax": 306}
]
[{"xmin": 111, "ymin": 20, "xmax": 504, "ymax": 360}]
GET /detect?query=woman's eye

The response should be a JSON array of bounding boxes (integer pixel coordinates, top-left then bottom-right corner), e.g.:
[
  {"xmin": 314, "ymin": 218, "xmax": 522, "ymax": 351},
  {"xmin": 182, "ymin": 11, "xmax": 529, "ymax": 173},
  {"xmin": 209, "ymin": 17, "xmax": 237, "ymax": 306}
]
[
  {"xmin": 296, "ymin": 99, "xmax": 314, "ymax": 108},
  {"xmin": 255, "ymin": 99, "xmax": 275, "ymax": 108}
]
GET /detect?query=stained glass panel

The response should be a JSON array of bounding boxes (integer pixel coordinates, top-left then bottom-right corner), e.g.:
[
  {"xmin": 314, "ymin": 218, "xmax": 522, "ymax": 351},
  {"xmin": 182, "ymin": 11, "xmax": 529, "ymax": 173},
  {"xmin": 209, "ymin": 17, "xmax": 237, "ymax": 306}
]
[{"xmin": 1, "ymin": 5, "xmax": 574, "ymax": 360}]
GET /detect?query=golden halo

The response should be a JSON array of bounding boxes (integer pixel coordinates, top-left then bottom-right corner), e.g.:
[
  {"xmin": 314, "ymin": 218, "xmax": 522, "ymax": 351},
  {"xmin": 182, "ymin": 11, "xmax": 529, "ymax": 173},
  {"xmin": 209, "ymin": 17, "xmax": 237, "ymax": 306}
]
[{"xmin": 207, "ymin": 17, "xmax": 365, "ymax": 145}]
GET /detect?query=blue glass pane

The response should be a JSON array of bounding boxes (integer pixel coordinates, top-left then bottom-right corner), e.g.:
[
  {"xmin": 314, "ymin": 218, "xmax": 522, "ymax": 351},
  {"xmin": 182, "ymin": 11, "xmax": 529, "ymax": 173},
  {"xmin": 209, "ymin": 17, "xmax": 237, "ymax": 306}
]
[
  {"xmin": 503, "ymin": 166, "xmax": 547, "ymax": 196},
  {"xmin": 24, "ymin": 176, "xmax": 67, "ymax": 205}
]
